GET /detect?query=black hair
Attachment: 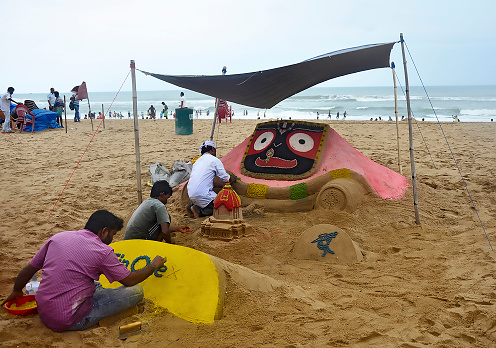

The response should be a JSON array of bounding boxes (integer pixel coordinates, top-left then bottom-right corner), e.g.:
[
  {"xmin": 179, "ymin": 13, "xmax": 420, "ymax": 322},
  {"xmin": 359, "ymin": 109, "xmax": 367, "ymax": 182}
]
[
  {"xmin": 7, "ymin": 87, "xmax": 14, "ymax": 93},
  {"xmin": 150, "ymin": 180, "xmax": 172, "ymax": 198},
  {"xmin": 54, "ymin": 91, "xmax": 60, "ymax": 97},
  {"xmin": 180, "ymin": 92, "xmax": 184, "ymax": 96},
  {"xmin": 84, "ymin": 210, "xmax": 124, "ymax": 235},
  {"xmin": 201, "ymin": 145, "xmax": 215, "ymax": 155}
]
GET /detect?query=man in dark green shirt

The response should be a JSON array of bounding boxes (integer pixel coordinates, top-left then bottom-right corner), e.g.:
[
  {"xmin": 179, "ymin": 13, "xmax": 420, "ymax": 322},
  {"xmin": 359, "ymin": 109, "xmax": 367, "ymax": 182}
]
[{"xmin": 124, "ymin": 181, "xmax": 192, "ymax": 243}]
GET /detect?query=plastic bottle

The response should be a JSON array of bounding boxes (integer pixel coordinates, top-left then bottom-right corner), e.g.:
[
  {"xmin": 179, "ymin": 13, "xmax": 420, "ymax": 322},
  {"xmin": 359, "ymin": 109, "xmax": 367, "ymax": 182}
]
[{"xmin": 26, "ymin": 274, "xmax": 40, "ymax": 295}]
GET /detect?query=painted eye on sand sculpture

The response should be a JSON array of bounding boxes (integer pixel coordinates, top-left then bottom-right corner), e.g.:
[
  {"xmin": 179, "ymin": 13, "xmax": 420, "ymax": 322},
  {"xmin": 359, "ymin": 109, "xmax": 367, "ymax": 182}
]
[
  {"xmin": 252, "ymin": 130, "xmax": 276, "ymax": 152},
  {"xmin": 285, "ymin": 131, "xmax": 322, "ymax": 159},
  {"xmin": 287, "ymin": 132, "xmax": 315, "ymax": 154}
]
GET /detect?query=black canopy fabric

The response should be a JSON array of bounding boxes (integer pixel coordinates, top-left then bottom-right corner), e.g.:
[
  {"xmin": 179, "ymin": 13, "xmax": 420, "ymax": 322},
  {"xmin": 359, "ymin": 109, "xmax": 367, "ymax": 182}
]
[{"xmin": 141, "ymin": 42, "xmax": 396, "ymax": 109}]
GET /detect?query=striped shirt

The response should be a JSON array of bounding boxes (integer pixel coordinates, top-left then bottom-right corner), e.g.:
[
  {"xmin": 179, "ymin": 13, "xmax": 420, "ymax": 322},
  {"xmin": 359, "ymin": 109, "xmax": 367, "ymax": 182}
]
[{"xmin": 30, "ymin": 229, "xmax": 130, "ymax": 331}]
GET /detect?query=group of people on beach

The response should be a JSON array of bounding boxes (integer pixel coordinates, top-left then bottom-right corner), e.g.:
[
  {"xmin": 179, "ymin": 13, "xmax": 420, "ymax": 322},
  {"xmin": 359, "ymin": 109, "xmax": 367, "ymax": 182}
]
[
  {"xmin": 0, "ymin": 86, "xmax": 81, "ymax": 133},
  {"xmin": 2, "ymin": 138, "xmax": 231, "ymax": 332}
]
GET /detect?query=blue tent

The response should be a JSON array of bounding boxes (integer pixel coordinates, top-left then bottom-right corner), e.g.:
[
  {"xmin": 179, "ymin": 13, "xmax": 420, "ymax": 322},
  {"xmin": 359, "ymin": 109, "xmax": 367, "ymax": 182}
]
[{"xmin": 23, "ymin": 109, "xmax": 62, "ymax": 132}]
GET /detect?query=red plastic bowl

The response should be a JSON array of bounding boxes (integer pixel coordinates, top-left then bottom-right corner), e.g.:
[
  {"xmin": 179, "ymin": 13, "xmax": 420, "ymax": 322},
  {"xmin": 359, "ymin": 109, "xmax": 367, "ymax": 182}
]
[{"xmin": 4, "ymin": 295, "xmax": 37, "ymax": 316}]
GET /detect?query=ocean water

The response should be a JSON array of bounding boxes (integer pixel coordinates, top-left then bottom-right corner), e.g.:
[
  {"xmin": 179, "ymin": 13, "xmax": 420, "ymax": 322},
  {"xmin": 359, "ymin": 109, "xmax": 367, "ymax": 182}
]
[{"xmin": 12, "ymin": 85, "xmax": 496, "ymax": 122}]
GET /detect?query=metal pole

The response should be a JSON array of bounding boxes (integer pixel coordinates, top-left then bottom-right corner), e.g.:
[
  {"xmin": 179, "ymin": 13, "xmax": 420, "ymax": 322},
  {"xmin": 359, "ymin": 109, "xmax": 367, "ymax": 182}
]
[
  {"xmin": 64, "ymin": 95, "xmax": 67, "ymax": 133},
  {"xmin": 131, "ymin": 60, "xmax": 143, "ymax": 205},
  {"xmin": 209, "ymin": 66, "xmax": 226, "ymax": 141},
  {"xmin": 88, "ymin": 98, "xmax": 93, "ymax": 131},
  {"xmin": 400, "ymin": 33, "xmax": 421, "ymax": 225},
  {"xmin": 391, "ymin": 62, "xmax": 402, "ymax": 175}
]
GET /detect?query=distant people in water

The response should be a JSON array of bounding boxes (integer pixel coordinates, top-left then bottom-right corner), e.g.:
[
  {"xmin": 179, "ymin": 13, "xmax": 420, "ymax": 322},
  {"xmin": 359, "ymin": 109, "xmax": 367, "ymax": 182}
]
[
  {"xmin": 422, "ymin": 118, "xmax": 425, "ymax": 121},
  {"xmin": 401, "ymin": 116, "xmax": 405, "ymax": 121},
  {"xmin": 388, "ymin": 116, "xmax": 393, "ymax": 121},
  {"xmin": 343, "ymin": 111, "xmax": 347, "ymax": 118},
  {"xmin": 336, "ymin": 112, "xmax": 339, "ymax": 119},
  {"xmin": 316, "ymin": 112, "xmax": 319, "ymax": 120},
  {"xmin": 452, "ymin": 115, "xmax": 460, "ymax": 122},
  {"xmin": 328, "ymin": 110, "xmax": 331, "ymax": 119}
]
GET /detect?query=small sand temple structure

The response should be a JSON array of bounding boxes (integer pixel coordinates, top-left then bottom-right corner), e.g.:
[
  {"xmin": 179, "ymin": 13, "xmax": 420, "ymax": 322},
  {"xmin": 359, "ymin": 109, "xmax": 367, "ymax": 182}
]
[{"xmin": 201, "ymin": 183, "xmax": 253, "ymax": 240}]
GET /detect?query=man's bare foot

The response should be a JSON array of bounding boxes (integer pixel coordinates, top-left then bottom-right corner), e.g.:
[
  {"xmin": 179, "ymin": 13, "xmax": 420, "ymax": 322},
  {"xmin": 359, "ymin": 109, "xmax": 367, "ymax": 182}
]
[
  {"xmin": 190, "ymin": 205, "xmax": 200, "ymax": 219},
  {"xmin": 185, "ymin": 205, "xmax": 194, "ymax": 218}
]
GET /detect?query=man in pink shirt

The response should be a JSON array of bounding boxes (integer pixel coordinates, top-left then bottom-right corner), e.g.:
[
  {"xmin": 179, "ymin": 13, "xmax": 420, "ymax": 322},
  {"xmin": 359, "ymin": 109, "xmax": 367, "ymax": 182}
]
[{"xmin": 2, "ymin": 210, "xmax": 165, "ymax": 331}]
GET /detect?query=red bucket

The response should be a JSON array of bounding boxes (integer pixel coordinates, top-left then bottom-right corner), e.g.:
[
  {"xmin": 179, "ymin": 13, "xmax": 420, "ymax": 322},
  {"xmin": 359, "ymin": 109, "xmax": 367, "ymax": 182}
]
[{"xmin": 4, "ymin": 295, "xmax": 37, "ymax": 316}]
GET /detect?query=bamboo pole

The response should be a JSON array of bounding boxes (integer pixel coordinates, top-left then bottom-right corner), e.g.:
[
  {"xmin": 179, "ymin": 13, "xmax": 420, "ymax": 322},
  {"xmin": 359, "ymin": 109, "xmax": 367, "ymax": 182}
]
[
  {"xmin": 88, "ymin": 98, "xmax": 93, "ymax": 131},
  {"xmin": 209, "ymin": 66, "xmax": 227, "ymax": 141},
  {"xmin": 102, "ymin": 103, "xmax": 105, "ymax": 129},
  {"xmin": 400, "ymin": 33, "xmax": 421, "ymax": 225},
  {"xmin": 131, "ymin": 60, "xmax": 143, "ymax": 205},
  {"xmin": 64, "ymin": 95, "xmax": 67, "ymax": 133},
  {"xmin": 391, "ymin": 62, "xmax": 402, "ymax": 175}
]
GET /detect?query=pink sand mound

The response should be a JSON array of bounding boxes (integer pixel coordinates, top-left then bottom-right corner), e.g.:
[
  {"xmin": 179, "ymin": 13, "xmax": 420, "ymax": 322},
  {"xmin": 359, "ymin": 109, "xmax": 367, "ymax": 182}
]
[{"xmin": 221, "ymin": 126, "xmax": 408, "ymax": 200}]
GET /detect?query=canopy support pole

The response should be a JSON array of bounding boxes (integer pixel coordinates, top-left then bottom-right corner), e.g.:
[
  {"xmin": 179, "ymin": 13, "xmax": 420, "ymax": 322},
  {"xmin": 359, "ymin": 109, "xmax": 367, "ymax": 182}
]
[
  {"xmin": 102, "ymin": 103, "xmax": 105, "ymax": 129},
  {"xmin": 400, "ymin": 33, "xmax": 421, "ymax": 225},
  {"xmin": 131, "ymin": 60, "xmax": 143, "ymax": 205},
  {"xmin": 64, "ymin": 95, "xmax": 67, "ymax": 133},
  {"xmin": 210, "ymin": 99, "xmax": 219, "ymax": 141},
  {"xmin": 209, "ymin": 66, "xmax": 227, "ymax": 141},
  {"xmin": 391, "ymin": 62, "xmax": 402, "ymax": 175},
  {"xmin": 88, "ymin": 98, "xmax": 93, "ymax": 131}
]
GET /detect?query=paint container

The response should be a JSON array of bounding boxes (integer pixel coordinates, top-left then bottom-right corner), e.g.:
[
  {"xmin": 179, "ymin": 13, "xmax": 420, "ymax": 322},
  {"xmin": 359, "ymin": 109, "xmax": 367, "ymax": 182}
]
[{"xmin": 26, "ymin": 274, "xmax": 40, "ymax": 295}]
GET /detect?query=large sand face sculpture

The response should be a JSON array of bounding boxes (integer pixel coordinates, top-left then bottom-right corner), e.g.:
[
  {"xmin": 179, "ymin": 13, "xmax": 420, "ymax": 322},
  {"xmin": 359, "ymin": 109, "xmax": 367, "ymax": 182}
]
[
  {"xmin": 242, "ymin": 121, "xmax": 328, "ymax": 180},
  {"xmin": 219, "ymin": 120, "xmax": 409, "ymax": 212}
]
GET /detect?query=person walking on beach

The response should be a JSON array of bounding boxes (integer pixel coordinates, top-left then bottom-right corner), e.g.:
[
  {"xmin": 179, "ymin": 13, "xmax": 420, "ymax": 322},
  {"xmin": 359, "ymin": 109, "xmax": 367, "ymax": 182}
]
[
  {"xmin": 179, "ymin": 92, "xmax": 186, "ymax": 108},
  {"xmin": 47, "ymin": 88, "xmax": 55, "ymax": 111},
  {"xmin": 53, "ymin": 91, "xmax": 64, "ymax": 127},
  {"xmin": 124, "ymin": 180, "xmax": 192, "ymax": 243},
  {"xmin": 71, "ymin": 92, "xmax": 80, "ymax": 122},
  {"xmin": 161, "ymin": 102, "xmax": 168, "ymax": 119},
  {"xmin": 1, "ymin": 87, "xmax": 20, "ymax": 134},
  {"xmin": 328, "ymin": 110, "xmax": 331, "ymax": 119},
  {"xmin": 186, "ymin": 140, "xmax": 236, "ymax": 219},
  {"xmin": 1, "ymin": 210, "xmax": 166, "ymax": 332},
  {"xmin": 148, "ymin": 105, "xmax": 156, "ymax": 119}
]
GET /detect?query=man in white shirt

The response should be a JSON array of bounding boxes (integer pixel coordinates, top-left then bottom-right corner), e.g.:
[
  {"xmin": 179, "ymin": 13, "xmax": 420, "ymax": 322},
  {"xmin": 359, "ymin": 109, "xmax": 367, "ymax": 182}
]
[
  {"xmin": 187, "ymin": 140, "xmax": 235, "ymax": 218},
  {"xmin": 47, "ymin": 87, "xmax": 56, "ymax": 111},
  {"xmin": 1, "ymin": 87, "xmax": 19, "ymax": 133},
  {"xmin": 179, "ymin": 92, "xmax": 186, "ymax": 108}
]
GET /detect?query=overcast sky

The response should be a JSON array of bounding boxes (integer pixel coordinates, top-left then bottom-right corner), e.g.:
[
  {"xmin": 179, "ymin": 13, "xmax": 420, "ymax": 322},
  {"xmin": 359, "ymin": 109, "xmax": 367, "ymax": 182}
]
[{"xmin": 2, "ymin": 0, "xmax": 495, "ymax": 93}]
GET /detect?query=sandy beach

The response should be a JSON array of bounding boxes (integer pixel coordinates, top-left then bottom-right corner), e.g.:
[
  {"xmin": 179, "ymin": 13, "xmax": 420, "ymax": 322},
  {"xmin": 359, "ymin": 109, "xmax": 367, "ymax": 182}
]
[{"xmin": 1, "ymin": 118, "xmax": 496, "ymax": 347}]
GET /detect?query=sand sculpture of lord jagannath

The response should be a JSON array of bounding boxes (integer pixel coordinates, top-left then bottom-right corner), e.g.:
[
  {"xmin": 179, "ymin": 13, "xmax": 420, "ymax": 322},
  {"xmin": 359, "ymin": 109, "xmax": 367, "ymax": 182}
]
[{"xmin": 182, "ymin": 120, "xmax": 409, "ymax": 262}]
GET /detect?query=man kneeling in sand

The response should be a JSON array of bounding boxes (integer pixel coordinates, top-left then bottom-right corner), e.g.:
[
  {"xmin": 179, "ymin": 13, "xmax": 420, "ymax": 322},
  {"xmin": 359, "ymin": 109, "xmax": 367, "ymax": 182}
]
[
  {"xmin": 2, "ymin": 210, "xmax": 166, "ymax": 332},
  {"xmin": 124, "ymin": 180, "xmax": 192, "ymax": 243},
  {"xmin": 186, "ymin": 140, "xmax": 236, "ymax": 218}
]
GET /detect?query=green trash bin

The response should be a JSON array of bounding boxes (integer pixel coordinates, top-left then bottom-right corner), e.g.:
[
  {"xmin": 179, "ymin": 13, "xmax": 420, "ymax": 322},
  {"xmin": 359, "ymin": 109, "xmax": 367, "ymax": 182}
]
[{"xmin": 175, "ymin": 108, "xmax": 193, "ymax": 135}]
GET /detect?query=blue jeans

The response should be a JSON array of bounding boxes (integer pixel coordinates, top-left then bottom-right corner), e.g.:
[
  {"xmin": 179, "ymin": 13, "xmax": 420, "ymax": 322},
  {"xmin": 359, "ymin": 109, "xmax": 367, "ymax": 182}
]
[
  {"xmin": 74, "ymin": 104, "xmax": 80, "ymax": 122},
  {"xmin": 68, "ymin": 284, "xmax": 144, "ymax": 331}
]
